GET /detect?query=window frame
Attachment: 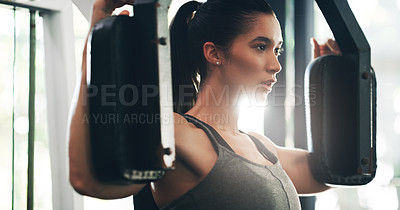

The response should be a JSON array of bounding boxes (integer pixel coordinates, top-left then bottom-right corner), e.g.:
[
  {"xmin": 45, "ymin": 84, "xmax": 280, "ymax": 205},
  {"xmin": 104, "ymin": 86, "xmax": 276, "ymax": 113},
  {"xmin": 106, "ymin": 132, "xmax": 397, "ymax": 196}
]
[{"xmin": 0, "ymin": 0, "xmax": 82, "ymax": 209}]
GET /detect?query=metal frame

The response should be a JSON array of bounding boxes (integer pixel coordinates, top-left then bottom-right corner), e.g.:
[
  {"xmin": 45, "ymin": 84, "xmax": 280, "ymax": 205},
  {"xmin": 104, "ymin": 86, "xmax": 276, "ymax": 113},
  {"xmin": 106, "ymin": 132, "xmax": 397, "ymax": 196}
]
[
  {"xmin": 27, "ymin": 9, "xmax": 36, "ymax": 210},
  {"xmin": 0, "ymin": 0, "xmax": 54, "ymax": 12},
  {"xmin": 155, "ymin": 0, "xmax": 175, "ymax": 169}
]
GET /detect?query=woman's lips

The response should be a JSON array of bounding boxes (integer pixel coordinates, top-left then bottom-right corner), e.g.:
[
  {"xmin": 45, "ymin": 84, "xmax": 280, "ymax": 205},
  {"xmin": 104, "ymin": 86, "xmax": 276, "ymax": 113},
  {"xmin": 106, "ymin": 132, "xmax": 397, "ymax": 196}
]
[
  {"xmin": 261, "ymin": 82, "xmax": 273, "ymax": 91},
  {"xmin": 260, "ymin": 80, "xmax": 276, "ymax": 92}
]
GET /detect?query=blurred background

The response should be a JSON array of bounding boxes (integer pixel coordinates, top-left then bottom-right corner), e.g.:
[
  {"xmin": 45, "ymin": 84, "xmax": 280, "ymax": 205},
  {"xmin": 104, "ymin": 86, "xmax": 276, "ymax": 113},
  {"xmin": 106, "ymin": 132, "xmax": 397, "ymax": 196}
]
[{"xmin": 0, "ymin": 0, "xmax": 399, "ymax": 209}]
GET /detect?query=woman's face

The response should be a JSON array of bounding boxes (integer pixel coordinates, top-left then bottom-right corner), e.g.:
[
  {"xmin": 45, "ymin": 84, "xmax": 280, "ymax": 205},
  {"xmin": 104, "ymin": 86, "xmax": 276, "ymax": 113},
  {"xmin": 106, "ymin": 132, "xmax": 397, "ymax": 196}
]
[{"xmin": 219, "ymin": 13, "xmax": 283, "ymax": 105}]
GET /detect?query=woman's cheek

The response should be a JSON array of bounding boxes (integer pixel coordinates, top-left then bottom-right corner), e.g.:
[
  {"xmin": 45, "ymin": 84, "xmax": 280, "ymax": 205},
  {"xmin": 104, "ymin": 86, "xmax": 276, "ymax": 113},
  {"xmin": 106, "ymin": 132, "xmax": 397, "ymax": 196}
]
[{"xmin": 230, "ymin": 55, "xmax": 261, "ymax": 84}]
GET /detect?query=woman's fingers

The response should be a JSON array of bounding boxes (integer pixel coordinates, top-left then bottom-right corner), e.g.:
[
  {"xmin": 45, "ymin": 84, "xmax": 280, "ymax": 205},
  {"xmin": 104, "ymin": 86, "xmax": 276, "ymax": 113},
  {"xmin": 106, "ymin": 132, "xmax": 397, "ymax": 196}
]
[
  {"xmin": 119, "ymin": 10, "xmax": 130, "ymax": 16},
  {"xmin": 327, "ymin": 39, "xmax": 342, "ymax": 55},
  {"xmin": 312, "ymin": 38, "xmax": 342, "ymax": 59},
  {"xmin": 312, "ymin": 38, "xmax": 321, "ymax": 59}
]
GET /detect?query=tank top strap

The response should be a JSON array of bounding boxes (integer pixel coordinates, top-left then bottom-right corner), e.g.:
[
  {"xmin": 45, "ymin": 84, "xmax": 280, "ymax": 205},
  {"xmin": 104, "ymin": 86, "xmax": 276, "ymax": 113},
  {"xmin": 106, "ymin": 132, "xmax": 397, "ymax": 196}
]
[
  {"xmin": 181, "ymin": 114, "xmax": 235, "ymax": 154},
  {"xmin": 240, "ymin": 131, "xmax": 278, "ymax": 164}
]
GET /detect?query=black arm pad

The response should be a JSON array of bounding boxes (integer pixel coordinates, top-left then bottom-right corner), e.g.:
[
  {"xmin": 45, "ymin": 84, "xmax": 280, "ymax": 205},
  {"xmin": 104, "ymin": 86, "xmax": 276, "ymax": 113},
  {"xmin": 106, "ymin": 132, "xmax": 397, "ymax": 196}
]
[
  {"xmin": 305, "ymin": 55, "xmax": 377, "ymax": 186},
  {"xmin": 87, "ymin": 4, "xmax": 167, "ymax": 184}
]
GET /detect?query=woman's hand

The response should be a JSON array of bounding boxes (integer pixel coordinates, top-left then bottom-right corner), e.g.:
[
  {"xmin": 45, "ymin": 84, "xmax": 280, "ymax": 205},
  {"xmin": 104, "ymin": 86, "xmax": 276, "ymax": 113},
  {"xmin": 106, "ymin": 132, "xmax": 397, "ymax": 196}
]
[
  {"xmin": 90, "ymin": 0, "xmax": 134, "ymax": 27},
  {"xmin": 95, "ymin": 0, "xmax": 134, "ymax": 14},
  {"xmin": 82, "ymin": 0, "xmax": 133, "ymax": 78},
  {"xmin": 312, "ymin": 38, "xmax": 342, "ymax": 59}
]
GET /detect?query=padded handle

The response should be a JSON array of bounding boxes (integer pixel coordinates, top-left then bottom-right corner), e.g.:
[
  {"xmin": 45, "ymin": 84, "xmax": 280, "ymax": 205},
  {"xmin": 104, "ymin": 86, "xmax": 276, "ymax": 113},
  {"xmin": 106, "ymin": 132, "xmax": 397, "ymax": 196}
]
[{"xmin": 305, "ymin": 0, "xmax": 377, "ymax": 185}]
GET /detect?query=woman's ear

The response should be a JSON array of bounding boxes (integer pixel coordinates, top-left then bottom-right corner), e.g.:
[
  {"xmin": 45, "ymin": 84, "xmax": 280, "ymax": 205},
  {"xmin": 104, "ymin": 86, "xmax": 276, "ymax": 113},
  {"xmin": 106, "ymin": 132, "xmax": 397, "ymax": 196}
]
[{"xmin": 203, "ymin": 42, "xmax": 222, "ymax": 66}]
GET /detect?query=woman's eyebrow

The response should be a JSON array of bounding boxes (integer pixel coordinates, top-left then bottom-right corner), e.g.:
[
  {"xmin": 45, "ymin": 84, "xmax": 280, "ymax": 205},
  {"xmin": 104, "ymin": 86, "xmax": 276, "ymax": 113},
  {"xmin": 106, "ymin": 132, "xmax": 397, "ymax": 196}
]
[{"xmin": 250, "ymin": 36, "xmax": 284, "ymax": 46}]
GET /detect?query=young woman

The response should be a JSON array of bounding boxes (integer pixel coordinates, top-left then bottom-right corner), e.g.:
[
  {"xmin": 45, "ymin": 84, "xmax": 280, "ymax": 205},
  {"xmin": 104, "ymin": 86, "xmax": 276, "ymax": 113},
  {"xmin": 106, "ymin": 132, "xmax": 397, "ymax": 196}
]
[{"xmin": 68, "ymin": 0, "xmax": 341, "ymax": 209}]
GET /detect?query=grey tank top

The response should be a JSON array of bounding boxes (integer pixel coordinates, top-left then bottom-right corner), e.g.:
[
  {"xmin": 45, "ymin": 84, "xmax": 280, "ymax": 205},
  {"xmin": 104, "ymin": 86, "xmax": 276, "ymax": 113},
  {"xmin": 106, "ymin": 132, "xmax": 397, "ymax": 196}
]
[{"xmin": 158, "ymin": 114, "xmax": 301, "ymax": 210}]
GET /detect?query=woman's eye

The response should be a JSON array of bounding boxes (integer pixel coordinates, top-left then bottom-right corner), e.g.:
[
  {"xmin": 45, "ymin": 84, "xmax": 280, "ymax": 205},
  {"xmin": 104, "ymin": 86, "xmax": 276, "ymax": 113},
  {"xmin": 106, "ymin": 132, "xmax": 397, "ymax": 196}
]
[
  {"xmin": 275, "ymin": 47, "xmax": 284, "ymax": 56},
  {"xmin": 256, "ymin": 45, "xmax": 266, "ymax": 51}
]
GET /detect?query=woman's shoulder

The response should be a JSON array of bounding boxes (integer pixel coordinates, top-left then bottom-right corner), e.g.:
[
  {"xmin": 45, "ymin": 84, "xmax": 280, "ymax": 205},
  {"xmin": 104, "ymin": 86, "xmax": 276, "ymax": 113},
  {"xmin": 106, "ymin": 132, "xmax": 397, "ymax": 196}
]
[
  {"xmin": 172, "ymin": 112, "xmax": 208, "ymax": 147},
  {"xmin": 171, "ymin": 112, "xmax": 218, "ymax": 176},
  {"xmin": 172, "ymin": 112, "xmax": 192, "ymax": 127},
  {"xmin": 172, "ymin": 112, "xmax": 198, "ymax": 137}
]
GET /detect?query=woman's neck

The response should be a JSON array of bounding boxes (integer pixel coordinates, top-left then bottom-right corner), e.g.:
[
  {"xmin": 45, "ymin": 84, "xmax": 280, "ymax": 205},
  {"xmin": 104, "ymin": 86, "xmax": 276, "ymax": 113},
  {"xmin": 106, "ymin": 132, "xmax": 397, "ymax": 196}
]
[{"xmin": 185, "ymin": 79, "xmax": 242, "ymax": 135}]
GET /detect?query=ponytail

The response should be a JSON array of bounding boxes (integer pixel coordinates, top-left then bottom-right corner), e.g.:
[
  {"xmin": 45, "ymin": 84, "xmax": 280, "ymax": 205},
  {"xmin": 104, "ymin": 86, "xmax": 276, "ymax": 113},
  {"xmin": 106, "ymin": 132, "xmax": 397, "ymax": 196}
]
[{"xmin": 170, "ymin": 1, "xmax": 201, "ymax": 114}]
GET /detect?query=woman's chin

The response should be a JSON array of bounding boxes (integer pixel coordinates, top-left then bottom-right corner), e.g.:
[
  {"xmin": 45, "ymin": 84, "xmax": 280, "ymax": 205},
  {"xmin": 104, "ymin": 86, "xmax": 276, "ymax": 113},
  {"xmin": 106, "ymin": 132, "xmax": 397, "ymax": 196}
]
[
  {"xmin": 238, "ymin": 87, "xmax": 269, "ymax": 107},
  {"xmin": 250, "ymin": 91, "xmax": 268, "ymax": 106}
]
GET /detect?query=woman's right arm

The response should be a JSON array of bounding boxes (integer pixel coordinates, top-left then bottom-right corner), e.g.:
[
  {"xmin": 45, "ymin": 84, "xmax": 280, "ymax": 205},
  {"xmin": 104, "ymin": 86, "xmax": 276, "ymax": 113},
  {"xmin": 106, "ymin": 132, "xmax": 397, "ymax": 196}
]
[{"xmin": 68, "ymin": 0, "xmax": 146, "ymax": 199}]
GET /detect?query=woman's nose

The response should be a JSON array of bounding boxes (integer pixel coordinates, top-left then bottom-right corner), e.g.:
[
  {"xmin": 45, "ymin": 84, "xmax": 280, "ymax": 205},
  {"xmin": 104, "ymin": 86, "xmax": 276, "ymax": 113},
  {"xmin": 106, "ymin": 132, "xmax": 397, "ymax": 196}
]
[{"xmin": 267, "ymin": 55, "xmax": 282, "ymax": 74}]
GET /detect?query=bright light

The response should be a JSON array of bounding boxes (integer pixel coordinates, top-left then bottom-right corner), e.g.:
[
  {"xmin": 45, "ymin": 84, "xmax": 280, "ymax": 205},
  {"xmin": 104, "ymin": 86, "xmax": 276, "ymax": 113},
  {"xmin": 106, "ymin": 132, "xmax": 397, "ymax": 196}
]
[
  {"xmin": 356, "ymin": 162, "xmax": 398, "ymax": 210},
  {"xmin": 315, "ymin": 190, "xmax": 340, "ymax": 210},
  {"xmin": 14, "ymin": 116, "xmax": 29, "ymax": 135},
  {"xmin": 238, "ymin": 98, "xmax": 265, "ymax": 135}
]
